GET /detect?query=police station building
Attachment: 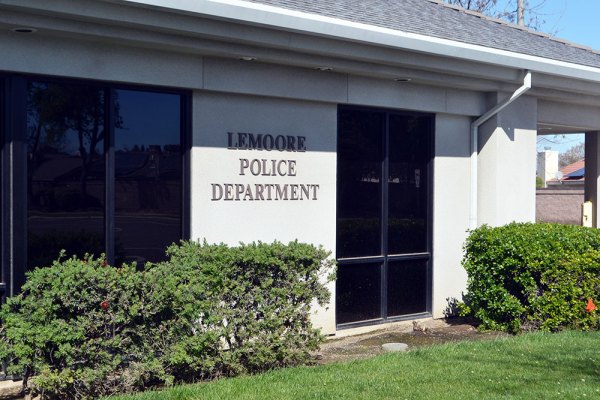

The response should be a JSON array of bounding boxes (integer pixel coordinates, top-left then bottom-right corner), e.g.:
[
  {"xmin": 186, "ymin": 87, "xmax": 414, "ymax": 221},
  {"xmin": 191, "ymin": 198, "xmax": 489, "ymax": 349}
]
[{"xmin": 4, "ymin": 0, "xmax": 600, "ymax": 334}]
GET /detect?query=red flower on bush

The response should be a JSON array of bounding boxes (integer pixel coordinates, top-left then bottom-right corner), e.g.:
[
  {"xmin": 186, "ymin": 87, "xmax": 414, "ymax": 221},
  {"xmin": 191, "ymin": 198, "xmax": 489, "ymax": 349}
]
[
  {"xmin": 101, "ymin": 260, "xmax": 108, "ymax": 267},
  {"xmin": 100, "ymin": 300, "xmax": 110, "ymax": 311},
  {"xmin": 585, "ymin": 298, "xmax": 597, "ymax": 313}
]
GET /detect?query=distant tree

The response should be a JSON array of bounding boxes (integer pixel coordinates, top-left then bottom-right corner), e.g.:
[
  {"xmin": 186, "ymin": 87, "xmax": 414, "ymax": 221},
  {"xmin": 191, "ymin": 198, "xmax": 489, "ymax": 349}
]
[
  {"xmin": 444, "ymin": 0, "xmax": 559, "ymax": 32},
  {"xmin": 27, "ymin": 83, "xmax": 122, "ymax": 205},
  {"xmin": 445, "ymin": 0, "xmax": 499, "ymax": 16},
  {"xmin": 536, "ymin": 175, "xmax": 544, "ymax": 188},
  {"xmin": 559, "ymin": 142, "xmax": 585, "ymax": 168}
]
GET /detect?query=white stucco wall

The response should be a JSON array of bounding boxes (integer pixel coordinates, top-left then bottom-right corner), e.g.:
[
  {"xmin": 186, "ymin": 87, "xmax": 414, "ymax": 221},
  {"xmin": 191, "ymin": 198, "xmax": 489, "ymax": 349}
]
[
  {"xmin": 191, "ymin": 92, "xmax": 338, "ymax": 333},
  {"xmin": 0, "ymin": 31, "xmax": 205, "ymax": 89},
  {"xmin": 432, "ymin": 114, "xmax": 471, "ymax": 318},
  {"xmin": 1, "ymin": 20, "xmax": 545, "ymax": 333},
  {"xmin": 536, "ymin": 150, "xmax": 559, "ymax": 184},
  {"xmin": 347, "ymin": 75, "xmax": 485, "ymax": 116},
  {"xmin": 478, "ymin": 95, "xmax": 538, "ymax": 226}
]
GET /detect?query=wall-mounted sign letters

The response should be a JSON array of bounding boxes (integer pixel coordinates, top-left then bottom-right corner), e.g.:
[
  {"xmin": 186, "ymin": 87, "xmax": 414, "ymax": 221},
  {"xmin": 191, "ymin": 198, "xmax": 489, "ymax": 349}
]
[
  {"xmin": 211, "ymin": 132, "xmax": 320, "ymax": 201},
  {"xmin": 227, "ymin": 132, "xmax": 306, "ymax": 152}
]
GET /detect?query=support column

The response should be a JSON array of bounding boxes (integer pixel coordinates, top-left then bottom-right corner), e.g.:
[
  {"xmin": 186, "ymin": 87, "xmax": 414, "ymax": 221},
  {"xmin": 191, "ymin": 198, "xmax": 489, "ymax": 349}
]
[
  {"xmin": 585, "ymin": 132, "xmax": 600, "ymax": 228},
  {"xmin": 432, "ymin": 114, "xmax": 471, "ymax": 318},
  {"xmin": 477, "ymin": 94, "xmax": 537, "ymax": 226}
]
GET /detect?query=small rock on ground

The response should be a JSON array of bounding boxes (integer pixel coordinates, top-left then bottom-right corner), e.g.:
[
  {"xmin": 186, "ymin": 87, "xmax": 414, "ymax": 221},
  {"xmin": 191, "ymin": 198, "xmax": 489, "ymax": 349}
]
[{"xmin": 381, "ymin": 342, "xmax": 409, "ymax": 352}]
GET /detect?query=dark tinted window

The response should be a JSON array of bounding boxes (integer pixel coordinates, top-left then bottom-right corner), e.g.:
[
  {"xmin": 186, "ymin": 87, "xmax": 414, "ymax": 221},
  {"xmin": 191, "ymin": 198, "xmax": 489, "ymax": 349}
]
[
  {"xmin": 336, "ymin": 263, "xmax": 382, "ymax": 324},
  {"xmin": 387, "ymin": 115, "xmax": 430, "ymax": 254},
  {"xmin": 27, "ymin": 81, "xmax": 105, "ymax": 268},
  {"xmin": 387, "ymin": 260, "xmax": 427, "ymax": 316},
  {"xmin": 114, "ymin": 89, "xmax": 182, "ymax": 264},
  {"xmin": 337, "ymin": 109, "xmax": 384, "ymax": 258},
  {"xmin": 22, "ymin": 80, "xmax": 186, "ymax": 269},
  {"xmin": 0, "ymin": 77, "xmax": 4, "ymax": 286},
  {"xmin": 336, "ymin": 107, "xmax": 432, "ymax": 326}
]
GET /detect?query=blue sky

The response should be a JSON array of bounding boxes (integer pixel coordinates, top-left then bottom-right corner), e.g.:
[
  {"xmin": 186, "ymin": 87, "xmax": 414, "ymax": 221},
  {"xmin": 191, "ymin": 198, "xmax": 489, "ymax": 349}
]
[
  {"xmin": 540, "ymin": 0, "xmax": 600, "ymax": 50},
  {"xmin": 514, "ymin": 0, "xmax": 598, "ymax": 153}
]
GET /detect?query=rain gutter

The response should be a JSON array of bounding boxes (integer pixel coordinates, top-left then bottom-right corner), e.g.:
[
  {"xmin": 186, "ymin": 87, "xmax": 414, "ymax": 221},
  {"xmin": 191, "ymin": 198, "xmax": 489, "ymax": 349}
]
[{"xmin": 469, "ymin": 70, "xmax": 532, "ymax": 229}]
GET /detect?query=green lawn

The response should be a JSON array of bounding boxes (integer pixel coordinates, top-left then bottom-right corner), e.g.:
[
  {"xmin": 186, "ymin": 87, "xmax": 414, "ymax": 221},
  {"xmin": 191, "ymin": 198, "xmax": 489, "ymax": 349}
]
[{"xmin": 110, "ymin": 331, "xmax": 600, "ymax": 400}]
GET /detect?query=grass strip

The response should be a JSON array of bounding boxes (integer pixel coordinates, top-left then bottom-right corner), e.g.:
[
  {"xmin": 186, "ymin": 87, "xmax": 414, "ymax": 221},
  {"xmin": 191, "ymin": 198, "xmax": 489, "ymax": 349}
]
[{"xmin": 109, "ymin": 331, "xmax": 600, "ymax": 400}]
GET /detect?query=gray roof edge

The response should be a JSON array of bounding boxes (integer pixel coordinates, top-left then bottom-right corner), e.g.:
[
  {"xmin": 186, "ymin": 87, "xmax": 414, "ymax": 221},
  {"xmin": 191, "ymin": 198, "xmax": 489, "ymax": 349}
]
[
  {"xmin": 122, "ymin": 0, "xmax": 600, "ymax": 79},
  {"xmin": 113, "ymin": 0, "xmax": 600, "ymax": 82}
]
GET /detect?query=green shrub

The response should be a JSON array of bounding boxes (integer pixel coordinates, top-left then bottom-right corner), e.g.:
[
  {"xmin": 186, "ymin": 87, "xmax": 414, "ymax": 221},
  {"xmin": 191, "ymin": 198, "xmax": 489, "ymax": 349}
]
[
  {"xmin": 0, "ymin": 241, "xmax": 335, "ymax": 399},
  {"xmin": 460, "ymin": 222, "xmax": 600, "ymax": 333},
  {"xmin": 536, "ymin": 175, "xmax": 544, "ymax": 188},
  {"xmin": 0, "ymin": 254, "xmax": 155, "ymax": 399}
]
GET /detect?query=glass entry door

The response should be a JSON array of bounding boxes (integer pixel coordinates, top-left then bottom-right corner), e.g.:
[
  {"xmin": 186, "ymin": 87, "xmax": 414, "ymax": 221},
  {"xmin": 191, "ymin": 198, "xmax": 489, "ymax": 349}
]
[{"xmin": 336, "ymin": 106, "xmax": 433, "ymax": 327}]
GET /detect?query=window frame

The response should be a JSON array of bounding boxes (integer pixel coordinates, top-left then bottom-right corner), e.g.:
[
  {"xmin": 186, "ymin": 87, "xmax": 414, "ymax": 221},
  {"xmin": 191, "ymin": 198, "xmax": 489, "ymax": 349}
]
[
  {"xmin": 0, "ymin": 73, "xmax": 191, "ymax": 294},
  {"xmin": 336, "ymin": 104, "xmax": 434, "ymax": 329}
]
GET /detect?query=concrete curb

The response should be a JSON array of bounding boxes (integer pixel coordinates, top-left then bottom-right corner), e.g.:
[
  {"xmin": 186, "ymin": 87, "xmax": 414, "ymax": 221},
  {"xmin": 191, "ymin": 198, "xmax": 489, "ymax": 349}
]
[{"xmin": 0, "ymin": 380, "xmax": 23, "ymax": 400}]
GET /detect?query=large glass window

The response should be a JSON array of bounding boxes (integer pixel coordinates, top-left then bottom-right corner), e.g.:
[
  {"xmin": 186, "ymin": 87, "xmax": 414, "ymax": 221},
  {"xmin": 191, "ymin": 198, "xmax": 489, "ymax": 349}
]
[
  {"xmin": 387, "ymin": 260, "xmax": 428, "ymax": 317},
  {"xmin": 388, "ymin": 114, "xmax": 430, "ymax": 254},
  {"xmin": 26, "ymin": 82, "xmax": 106, "ymax": 268},
  {"xmin": 337, "ymin": 110, "xmax": 383, "ymax": 258},
  {"xmin": 1, "ymin": 77, "xmax": 191, "ymax": 270},
  {"xmin": 0, "ymin": 76, "xmax": 5, "ymax": 299},
  {"xmin": 336, "ymin": 107, "xmax": 432, "ymax": 327},
  {"xmin": 114, "ymin": 89, "xmax": 182, "ymax": 264},
  {"xmin": 336, "ymin": 262, "xmax": 382, "ymax": 324}
]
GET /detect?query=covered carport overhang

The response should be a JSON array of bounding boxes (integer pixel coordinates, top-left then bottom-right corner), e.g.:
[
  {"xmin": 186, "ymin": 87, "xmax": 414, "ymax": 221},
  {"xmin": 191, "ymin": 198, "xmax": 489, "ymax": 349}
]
[{"xmin": 537, "ymin": 102, "xmax": 600, "ymax": 228}]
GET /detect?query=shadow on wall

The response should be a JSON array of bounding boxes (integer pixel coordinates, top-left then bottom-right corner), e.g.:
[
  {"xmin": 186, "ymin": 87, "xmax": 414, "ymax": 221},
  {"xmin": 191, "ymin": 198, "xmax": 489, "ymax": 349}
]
[
  {"xmin": 444, "ymin": 296, "xmax": 461, "ymax": 317},
  {"xmin": 536, "ymin": 188, "xmax": 583, "ymax": 225}
]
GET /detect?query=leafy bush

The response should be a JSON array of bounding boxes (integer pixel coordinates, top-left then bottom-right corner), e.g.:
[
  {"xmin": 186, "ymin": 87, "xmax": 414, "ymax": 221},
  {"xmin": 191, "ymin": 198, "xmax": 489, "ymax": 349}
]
[
  {"xmin": 0, "ymin": 254, "xmax": 152, "ymax": 399},
  {"xmin": 0, "ymin": 241, "xmax": 335, "ymax": 399},
  {"xmin": 535, "ymin": 175, "xmax": 544, "ymax": 188},
  {"xmin": 142, "ymin": 240, "xmax": 335, "ymax": 381},
  {"xmin": 460, "ymin": 222, "xmax": 600, "ymax": 333}
]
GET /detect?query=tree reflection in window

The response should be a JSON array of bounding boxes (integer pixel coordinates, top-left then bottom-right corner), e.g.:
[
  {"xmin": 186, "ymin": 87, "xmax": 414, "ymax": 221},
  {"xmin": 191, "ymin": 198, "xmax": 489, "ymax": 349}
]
[
  {"xmin": 25, "ymin": 82, "xmax": 183, "ymax": 268},
  {"xmin": 27, "ymin": 82, "xmax": 108, "ymax": 267}
]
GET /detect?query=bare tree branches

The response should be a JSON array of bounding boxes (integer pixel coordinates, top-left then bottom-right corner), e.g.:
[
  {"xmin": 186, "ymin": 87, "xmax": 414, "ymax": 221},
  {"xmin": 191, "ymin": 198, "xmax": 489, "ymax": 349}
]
[
  {"xmin": 559, "ymin": 142, "xmax": 585, "ymax": 168},
  {"xmin": 444, "ymin": 0, "xmax": 563, "ymax": 33}
]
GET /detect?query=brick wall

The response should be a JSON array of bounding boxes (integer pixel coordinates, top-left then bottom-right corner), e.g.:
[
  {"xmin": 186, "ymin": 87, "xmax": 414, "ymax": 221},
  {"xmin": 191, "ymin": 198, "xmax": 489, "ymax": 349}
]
[{"xmin": 536, "ymin": 188, "xmax": 583, "ymax": 225}]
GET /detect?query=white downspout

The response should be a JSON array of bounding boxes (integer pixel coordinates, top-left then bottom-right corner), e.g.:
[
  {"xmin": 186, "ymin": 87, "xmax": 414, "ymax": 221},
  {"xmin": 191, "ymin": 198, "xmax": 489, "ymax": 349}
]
[{"xmin": 469, "ymin": 70, "xmax": 532, "ymax": 229}]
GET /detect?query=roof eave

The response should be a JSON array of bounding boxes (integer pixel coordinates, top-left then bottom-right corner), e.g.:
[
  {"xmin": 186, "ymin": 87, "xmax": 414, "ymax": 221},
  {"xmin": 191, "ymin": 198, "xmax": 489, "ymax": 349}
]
[{"xmin": 117, "ymin": 0, "xmax": 600, "ymax": 83}]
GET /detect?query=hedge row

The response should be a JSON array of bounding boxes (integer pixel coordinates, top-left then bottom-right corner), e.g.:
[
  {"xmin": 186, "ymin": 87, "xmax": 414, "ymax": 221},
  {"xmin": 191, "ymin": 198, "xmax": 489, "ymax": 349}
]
[
  {"xmin": 460, "ymin": 222, "xmax": 600, "ymax": 333},
  {"xmin": 0, "ymin": 241, "xmax": 335, "ymax": 399}
]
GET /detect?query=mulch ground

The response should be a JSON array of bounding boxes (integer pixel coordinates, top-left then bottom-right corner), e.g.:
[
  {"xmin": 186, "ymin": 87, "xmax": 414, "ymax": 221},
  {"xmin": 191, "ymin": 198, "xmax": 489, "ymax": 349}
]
[{"xmin": 316, "ymin": 317, "xmax": 508, "ymax": 364}]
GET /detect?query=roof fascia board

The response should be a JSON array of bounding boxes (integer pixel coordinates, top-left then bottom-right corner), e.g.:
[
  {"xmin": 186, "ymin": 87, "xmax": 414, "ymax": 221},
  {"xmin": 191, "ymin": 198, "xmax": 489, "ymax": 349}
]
[
  {"xmin": 538, "ymin": 99, "xmax": 600, "ymax": 130},
  {"xmin": 1, "ymin": 0, "xmax": 520, "ymax": 83},
  {"xmin": 533, "ymin": 73, "xmax": 600, "ymax": 98},
  {"xmin": 0, "ymin": 9, "xmax": 496, "ymax": 90},
  {"xmin": 118, "ymin": 0, "xmax": 600, "ymax": 82},
  {"xmin": 531, "ymin": 88, "xmax": 600, "ymax": 108},
  {"xmin": 0, "ymin": 3, "xmax": 521, "ymax": 89}
]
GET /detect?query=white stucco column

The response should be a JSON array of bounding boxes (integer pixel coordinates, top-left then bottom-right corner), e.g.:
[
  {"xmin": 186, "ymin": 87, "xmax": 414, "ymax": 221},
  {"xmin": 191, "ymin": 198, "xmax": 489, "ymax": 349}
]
[
  {"xmin": 432, "ymin": 114, "xmax": 471, "ymax": 318},
  {"xmin": 477, "ymin": 94, "xmax": 538, "ymax": 226},
  {"xmin": 585, "ymin": 132, "xmax": 600, "ymax": 228}
]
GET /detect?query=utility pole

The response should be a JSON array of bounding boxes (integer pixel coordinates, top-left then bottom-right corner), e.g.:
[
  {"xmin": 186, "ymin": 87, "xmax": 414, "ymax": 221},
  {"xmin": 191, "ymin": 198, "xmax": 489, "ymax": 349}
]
[{"xmin": 517, "ymin": 0, "xmax": 525, "ymax": 26}]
